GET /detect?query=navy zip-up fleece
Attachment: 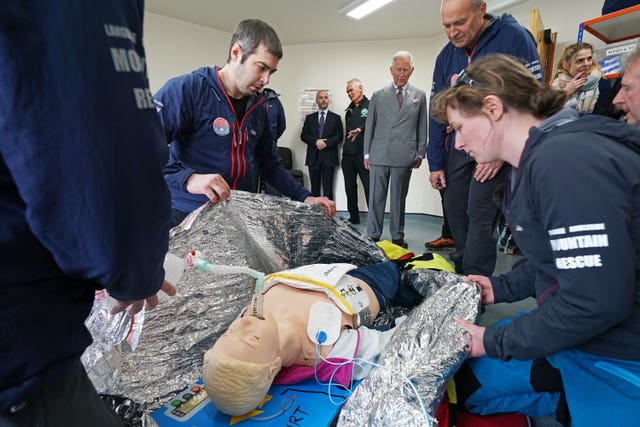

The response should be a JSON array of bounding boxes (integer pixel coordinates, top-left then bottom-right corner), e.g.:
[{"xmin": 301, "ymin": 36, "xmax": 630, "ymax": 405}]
[
  {"xmin": 427, "ymin": 13, "xmax": 542, "ymax": 172},
  {"xmin": 485, "ymin": 111, "xmax": 640, "ymax": 362},
  {"xmin": 155, "ymin": 66, "xmax": 311, "ymax": 213},
  {"xmin": 0, "ymin": 0, "xmax": 170, "ymax": 411}
]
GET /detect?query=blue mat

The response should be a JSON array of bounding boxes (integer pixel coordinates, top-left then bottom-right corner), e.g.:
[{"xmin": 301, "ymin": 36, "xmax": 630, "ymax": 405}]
[{"xmin": 152, "ymin": 378, "xmax": 356, "ymax": 426}]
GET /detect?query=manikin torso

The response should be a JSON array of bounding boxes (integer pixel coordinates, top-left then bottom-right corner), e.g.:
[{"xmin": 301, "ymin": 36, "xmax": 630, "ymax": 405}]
[{"xmin": 259, "ymin": 278, "xmax": 380, "ymax": 367}]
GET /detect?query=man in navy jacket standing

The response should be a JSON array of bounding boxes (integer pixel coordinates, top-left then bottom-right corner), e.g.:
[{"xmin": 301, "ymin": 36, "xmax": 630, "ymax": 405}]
[
  {"xmin": 427, "ymin": 0, "xmax": 542, "ymax": 275},
  {"xmin": 342, "ymin": 78, "xmax": 370, "ymax": 224},
  {"xmin": 254, "ymin": 88, "xmax": 287, "ymax": 196},
  {"xmin": 1, "ymin": 1, "xmax": 174, "ymax": 425}
]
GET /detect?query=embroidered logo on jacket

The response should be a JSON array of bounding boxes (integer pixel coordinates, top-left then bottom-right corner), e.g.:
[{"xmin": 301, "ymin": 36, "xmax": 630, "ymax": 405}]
[{"xmin": 212, "ymin": 117, "xmax": 230, "ymax": 136}]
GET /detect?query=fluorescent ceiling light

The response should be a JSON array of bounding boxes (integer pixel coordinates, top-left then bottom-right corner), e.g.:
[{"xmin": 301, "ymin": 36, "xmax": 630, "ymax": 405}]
[{"xmin": 340, "ymin": 0, "xmax": 394, "ymax": 20}]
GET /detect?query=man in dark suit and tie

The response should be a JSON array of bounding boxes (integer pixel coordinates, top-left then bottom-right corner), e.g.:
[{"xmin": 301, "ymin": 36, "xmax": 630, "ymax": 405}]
[
  {"xmin": 301, "ymin": 90, "xmax": 344, "ymax": 200},
  {"xmin": 363, "ymin": 51, "xmax": 428, "ymax": 248}
]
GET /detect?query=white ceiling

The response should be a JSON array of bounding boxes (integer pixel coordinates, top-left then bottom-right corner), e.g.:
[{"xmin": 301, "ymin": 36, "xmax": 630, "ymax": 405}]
[{"xmin": 145, "ymin": 0, "xmax": 527, "ymax": 45}]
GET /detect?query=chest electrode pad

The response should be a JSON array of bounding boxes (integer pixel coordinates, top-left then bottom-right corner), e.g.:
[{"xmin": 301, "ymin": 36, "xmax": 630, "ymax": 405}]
[{"xmin": 307, "ymin": 301, "xmax": 342, "ymax": 346}]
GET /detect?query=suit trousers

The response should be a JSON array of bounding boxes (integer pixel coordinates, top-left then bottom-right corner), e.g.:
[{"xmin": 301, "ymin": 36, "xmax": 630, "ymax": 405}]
[
  {"xmin": 309, "ymin": 163, "xmax": 335, "ymax": 200},
  {"xmin": 0, "ymin": 360, "xmax": 123, "ymax": 427},
  {"xmin": 367, "ymin": 165, "xmax": 412, "ymax": 241},
  {"xmin": 444, "ymin": 148, "xmax": 506, "ymax": 276},
  {"xmin": 438, "ymin": 188, "xmax": 453, "ymax": 240},
  {"xmin": 341, "ymin": 152, "xmax": 370, "ymax": 219}
]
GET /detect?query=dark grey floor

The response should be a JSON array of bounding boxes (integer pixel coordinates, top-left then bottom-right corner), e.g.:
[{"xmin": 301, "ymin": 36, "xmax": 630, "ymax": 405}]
[
  {"xmin": 341, "ymin": 211, "xmax": 560, "ymax": 427},
  {"xmin": 340, "ymin": 211, "xmax": 522, "ymax": 272}
]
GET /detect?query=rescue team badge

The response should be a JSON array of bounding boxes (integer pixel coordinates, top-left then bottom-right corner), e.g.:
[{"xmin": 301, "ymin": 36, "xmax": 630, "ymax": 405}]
[{"xmin": 212, "ymin": 117, "xmax": 230, "ymax": 136}]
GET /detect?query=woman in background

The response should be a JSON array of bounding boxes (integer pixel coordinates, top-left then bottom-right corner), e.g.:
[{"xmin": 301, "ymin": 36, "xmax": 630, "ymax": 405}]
[{"xmin": 551, "ymin": 42, "xmax": 612, "ymax": 114}]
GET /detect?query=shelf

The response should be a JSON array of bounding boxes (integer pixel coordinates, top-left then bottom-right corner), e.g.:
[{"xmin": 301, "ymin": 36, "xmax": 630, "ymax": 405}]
[{"xmin": 578, "ymin": 4, "xmax": 640, "ymax": 43}]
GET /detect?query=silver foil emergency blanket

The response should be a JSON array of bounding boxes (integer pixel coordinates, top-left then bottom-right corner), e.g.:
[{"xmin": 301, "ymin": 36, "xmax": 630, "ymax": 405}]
[
  {"xmin": 84, "ymin": 191, "xmax": 386, "ymax": 409},
  {"xmin": 338, "ymin": 279, "xmax": 481, "ymax": 426},
  {"xmin": 83, "ymin": 191, "xmax": 480, "ymax": 425}
]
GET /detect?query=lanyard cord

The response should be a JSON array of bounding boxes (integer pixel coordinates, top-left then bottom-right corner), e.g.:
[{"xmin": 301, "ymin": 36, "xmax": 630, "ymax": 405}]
[{"xmin": 464, "ymin": 39, "xmax": 479, "ymax": 65}]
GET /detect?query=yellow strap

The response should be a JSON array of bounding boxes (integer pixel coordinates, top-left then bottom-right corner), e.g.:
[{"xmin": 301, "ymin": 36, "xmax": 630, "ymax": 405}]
[
  {"xmin": 376, "ymin": 239, "xmax": 412, "ymax": 260},
  {"xmin": 446, "ymin": 379, "xmax": 457, "ymax": 404},
  {"xmin": 265, "ymin": 273, "xmax": 355, "ymax": 315},
  {"xmin": 406, "ymin": 253, "xmax": 455, "ymax": 272}
]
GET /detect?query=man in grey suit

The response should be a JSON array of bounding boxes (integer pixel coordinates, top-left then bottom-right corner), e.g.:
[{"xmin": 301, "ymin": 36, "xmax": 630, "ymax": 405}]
[{"xmin": 363, "ymin": 51, "xmax": 428, "ymax": 248}]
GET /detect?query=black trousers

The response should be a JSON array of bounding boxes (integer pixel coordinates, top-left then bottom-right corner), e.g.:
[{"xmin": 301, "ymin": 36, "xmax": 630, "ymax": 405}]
[
  {"xmin": 1, "ymin": 360, "xmax": 123, "ymax": 427},
  {"xmin": 341, "ymin": 152, "xmax": 370, "ymax": 219},
  {"xmin": 309, "ymin": 163, "xmax": 335, "ymax": 200},
  {"xmin": 438, "ymin": 188, "xmax": 453, "ymax": 239},
  {"xmin": 437, "ymin": 154, "xmax": 453, "ymax": 240},
  {"xmin": 444, "ymin": 148, "xmax": 506, "ymax": 275}
]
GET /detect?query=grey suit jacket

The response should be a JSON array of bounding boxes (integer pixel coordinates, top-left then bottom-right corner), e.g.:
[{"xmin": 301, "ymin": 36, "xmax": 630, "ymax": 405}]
[{"xmin": 363, "ymin": 83, "xmax": 428, "ymax": 167}]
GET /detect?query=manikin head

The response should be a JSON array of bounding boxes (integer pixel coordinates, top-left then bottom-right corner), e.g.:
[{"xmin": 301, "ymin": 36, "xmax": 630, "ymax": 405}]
[{"xmin": 203, "ymin": 311, "xmax": 283, "ymax": 416}]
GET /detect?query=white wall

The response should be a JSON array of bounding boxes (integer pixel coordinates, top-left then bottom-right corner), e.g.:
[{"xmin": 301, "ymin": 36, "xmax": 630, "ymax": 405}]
[
  {"xmin": 502, "ymin": 0, "xmax": 604, "ymax": 71},
  {"xmin": 275, "ymin": 37, "xmax": 446, "ymax": 216},
  {"xmin": 143, "ymin": 0, "xmax": 604, "ymax": 215},
  {"xmin": 144, "ymin": 12, "xmax": 231, "ymax": 92}
]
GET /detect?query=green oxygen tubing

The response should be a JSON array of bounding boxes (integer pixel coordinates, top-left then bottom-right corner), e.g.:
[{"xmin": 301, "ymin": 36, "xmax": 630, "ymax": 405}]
[{"xmin": 185, "ymin": 250, "xmax": 265, "ymax": 319}]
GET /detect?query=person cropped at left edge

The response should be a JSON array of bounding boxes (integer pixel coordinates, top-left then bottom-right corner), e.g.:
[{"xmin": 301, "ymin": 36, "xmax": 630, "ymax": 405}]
[
  {"xmin": 1, "ymin": 1, "xmax": 174, "ymax": 425},
  {"xmin": 154, "ymin": 19, "xmax": 336, "ymax": 227}
]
